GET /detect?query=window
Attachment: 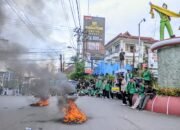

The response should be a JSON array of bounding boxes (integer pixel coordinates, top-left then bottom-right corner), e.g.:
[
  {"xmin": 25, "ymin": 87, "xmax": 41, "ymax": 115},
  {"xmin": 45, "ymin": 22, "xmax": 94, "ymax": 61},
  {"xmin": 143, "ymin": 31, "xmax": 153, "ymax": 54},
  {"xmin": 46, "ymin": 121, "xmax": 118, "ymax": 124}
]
[
  {"xmin": 126, "ymin": 59, "xmax": 133, "ymax": 65},
  {"xmin": 108, "ymin": 48, "xmax": 112, "ymax": 54},
  {"xmin": 125, "ymin": 44, "xmax": 135, "ymax": 52},
  {"xmin": 115, "ymin": 44, "xmax": 120, "ymax": 52},
  {"xmin": 130, "ymin": 45, "xmax": 135, "ymax": 53}
]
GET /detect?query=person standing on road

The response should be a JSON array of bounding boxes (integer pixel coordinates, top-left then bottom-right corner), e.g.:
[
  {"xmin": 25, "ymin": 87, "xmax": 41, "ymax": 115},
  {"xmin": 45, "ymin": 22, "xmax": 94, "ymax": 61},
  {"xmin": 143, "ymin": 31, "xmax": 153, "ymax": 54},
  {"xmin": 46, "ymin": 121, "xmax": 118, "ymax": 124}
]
[
  {"xmin": 125, "ymin": 78, "xmax": 136, "ymax": 106},
  {"xmin": 104, "ymin": 80, "xmax": 111, "ymax": 98},
  {"xmin": 120, "ymin": 76, "xmax": 127, "ymax": 105},
  {"xmin": 109, "ymin": 80, "xmax": 114, "ymax": 99},
  {"xmin": 102, "ymin": 80, "xmax": 107, "ymax": 98},
  {"xmin": 95, "ymin": 78, "xmax": 102, "ymax": 96}
]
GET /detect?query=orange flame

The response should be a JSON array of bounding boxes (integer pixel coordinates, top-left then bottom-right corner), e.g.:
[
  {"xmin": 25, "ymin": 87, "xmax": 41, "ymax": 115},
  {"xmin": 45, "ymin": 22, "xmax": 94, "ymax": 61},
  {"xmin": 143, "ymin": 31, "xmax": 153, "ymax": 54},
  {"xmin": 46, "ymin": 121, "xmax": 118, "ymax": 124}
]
[
  {"xmin": 30, "ymin": 99, "xmax": 49, "ymax": 107},
  {"xmin": 63, "ymin": 100, "xmax": 87, "ymax": 123}
]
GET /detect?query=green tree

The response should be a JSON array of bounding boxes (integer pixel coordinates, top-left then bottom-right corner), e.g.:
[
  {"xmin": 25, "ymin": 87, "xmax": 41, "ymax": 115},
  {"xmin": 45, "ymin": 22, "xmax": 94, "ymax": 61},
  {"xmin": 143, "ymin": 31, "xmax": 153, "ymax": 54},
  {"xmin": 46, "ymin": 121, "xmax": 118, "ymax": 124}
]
[{"xmin": 69, "ymin": 56, "xmax": 85, "ymax": 80}]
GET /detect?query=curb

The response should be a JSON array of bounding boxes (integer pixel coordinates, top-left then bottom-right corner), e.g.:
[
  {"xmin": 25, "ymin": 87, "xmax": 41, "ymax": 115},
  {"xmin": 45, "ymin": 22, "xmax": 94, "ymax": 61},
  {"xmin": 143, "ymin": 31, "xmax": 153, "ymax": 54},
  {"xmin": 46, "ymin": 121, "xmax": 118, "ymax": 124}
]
[{"xmin": 143, "ymin": 95, "xmax": 180, "ymax": 116}]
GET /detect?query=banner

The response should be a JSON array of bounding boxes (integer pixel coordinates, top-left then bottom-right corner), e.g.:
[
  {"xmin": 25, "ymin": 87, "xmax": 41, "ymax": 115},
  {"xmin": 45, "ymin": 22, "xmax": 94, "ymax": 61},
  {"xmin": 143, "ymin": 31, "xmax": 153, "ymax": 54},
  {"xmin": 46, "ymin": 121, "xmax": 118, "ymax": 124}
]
[
  {"xmin": 148, "ymin": 49, "xmax": 158, "ymax": 69},
  {"xmin": 83, "ymin": 16, "xmax": 105, "ymax": 60}
]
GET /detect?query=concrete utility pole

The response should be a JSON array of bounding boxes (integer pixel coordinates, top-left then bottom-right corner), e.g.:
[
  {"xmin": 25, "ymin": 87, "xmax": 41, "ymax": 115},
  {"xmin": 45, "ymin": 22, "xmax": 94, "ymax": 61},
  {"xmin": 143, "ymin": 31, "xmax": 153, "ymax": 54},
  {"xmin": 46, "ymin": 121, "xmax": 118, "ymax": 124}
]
[
  {"xmin": 82, "ymin": 29, "xmax": 89, "ymax": 60},
  {"xmin": 138, "ymin": 18, "xmax": 146, "ymax": 66},
  {"xmin": 74, "ymin": 28, "xmax": 82, "ymax": 60},
  {"xmin": 63, "ymin": 54, "xmax": 65, "ymax": 72},
  {"xmin": 132, "ymin": 47, "xmax": 135, "ymax": 69}
]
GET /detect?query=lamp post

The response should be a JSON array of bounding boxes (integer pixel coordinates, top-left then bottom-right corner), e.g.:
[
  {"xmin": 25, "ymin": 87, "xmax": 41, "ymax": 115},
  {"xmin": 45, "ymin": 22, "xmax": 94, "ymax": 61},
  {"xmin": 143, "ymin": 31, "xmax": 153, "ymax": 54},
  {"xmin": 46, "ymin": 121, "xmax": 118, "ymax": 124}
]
[{"xmin": 138, "ymin": 18, "xmax": 146, "ymax": 67}]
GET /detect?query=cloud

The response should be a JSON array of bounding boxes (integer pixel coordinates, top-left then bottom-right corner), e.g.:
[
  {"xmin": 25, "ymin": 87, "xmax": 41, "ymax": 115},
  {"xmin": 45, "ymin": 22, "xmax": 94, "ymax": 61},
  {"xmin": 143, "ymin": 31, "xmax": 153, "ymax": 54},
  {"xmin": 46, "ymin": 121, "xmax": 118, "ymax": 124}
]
[
  {"xmin": 0, "ymin": 0, "xmax": 179, "ymax": 65},
  {"xmin": 80, "ymin": 0, "xmax": 180, "ymax": 42}
]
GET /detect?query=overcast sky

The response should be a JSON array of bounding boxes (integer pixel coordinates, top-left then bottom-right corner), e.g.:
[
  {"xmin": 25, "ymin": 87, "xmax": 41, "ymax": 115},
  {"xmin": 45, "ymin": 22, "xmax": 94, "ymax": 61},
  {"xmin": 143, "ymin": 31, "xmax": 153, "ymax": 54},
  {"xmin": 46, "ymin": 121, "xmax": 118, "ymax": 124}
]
[{"xmin": 0, "ymin": 0, "xmax": 179, "ymax": 65}]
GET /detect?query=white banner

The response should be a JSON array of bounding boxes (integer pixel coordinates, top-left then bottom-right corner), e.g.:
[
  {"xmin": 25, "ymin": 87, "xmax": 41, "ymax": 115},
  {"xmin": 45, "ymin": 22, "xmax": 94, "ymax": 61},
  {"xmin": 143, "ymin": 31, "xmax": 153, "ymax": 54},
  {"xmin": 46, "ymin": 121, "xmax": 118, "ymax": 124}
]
[{"xmin": 148, "ymin": 49, "xmax": 158, "ymax": 69}]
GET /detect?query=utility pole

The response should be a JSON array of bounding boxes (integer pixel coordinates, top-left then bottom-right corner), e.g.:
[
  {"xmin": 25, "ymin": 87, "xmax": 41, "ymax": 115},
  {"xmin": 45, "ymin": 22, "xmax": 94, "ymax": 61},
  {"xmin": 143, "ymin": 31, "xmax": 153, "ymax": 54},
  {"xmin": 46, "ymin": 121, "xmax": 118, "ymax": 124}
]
[
  {"xmin": 74, "ymin": 27, "xmax": 82, "ymax": 60},
  {"xmin": 138, "ymin": 18, "xmax": 146, "ymax": 67},
  {"xmin": 63, "ymin": 54, "xmax": 65, "ymax": 72},
  {"xmin": 59, "ymin": 54, "xmax": 63, "ymax": 72},
  {"xmin": 132, "ymin": 47, "xmax": 135, "ymax": 69},
  {"xmin": 82, "ymin": 29, "xmax": 89, "ymax": 59}
]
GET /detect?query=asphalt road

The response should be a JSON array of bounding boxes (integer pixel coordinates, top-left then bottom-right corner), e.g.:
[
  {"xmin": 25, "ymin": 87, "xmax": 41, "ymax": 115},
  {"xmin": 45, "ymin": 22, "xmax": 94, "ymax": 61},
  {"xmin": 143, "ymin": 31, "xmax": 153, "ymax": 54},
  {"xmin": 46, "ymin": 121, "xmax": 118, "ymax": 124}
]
[{"xmin": 0, "ymin": 96, "xmax": 180, "ymax": 130}]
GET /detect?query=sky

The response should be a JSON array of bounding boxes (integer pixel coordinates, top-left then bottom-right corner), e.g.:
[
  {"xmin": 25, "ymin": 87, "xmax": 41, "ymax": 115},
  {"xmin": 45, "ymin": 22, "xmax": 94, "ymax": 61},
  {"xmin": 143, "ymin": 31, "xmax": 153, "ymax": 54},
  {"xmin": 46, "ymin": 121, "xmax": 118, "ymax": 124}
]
[{"xmin": 0, "ymin": 0, "xmax": 179, "ymax": 67}]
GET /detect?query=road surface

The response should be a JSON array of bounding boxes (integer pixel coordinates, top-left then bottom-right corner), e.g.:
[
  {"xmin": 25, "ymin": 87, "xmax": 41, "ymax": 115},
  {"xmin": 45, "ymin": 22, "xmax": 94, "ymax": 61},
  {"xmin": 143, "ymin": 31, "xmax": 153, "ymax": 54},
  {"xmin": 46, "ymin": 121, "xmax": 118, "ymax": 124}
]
[{"xmin": 0, "ymin": 96, "xmax": 180, "ymax": 130}]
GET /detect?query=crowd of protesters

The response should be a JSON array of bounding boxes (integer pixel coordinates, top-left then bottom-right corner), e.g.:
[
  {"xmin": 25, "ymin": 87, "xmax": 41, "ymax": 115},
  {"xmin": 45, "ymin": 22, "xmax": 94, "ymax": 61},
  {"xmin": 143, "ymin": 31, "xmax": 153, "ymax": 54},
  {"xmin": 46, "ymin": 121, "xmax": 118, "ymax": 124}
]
[{"xmin": 76, "ymin": 66, "xmax": 156, "ymax": 111}]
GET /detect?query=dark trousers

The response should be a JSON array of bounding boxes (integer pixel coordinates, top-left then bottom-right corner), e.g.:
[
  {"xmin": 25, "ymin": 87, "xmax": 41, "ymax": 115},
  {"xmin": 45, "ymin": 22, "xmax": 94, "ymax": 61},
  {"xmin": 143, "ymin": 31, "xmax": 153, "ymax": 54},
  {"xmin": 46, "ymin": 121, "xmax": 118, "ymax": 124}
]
[
  {"xmin": 107, "ymin": 91, "xmax": 110, "ymax": 98},
  {"xmin": 144, "ymin": 80, "xmax": 151, "ymax": 86},
  {"xmin": 110, "ymin": 92, "xmax": 114, "ymax": 99},
  {"xmin": 102, "ymin": 90, "xmax": 106, "ymax": 98},
  {"xmin": 127, "ymin": 93, "xmax": 133, "ymax": 106},
  {"xmin": 104, "ymin": 90, "xmax": 110, "ymax": 98},
  {"xmin": 121, "ymin": 91, "xmax": 127, "ymax": 104}
]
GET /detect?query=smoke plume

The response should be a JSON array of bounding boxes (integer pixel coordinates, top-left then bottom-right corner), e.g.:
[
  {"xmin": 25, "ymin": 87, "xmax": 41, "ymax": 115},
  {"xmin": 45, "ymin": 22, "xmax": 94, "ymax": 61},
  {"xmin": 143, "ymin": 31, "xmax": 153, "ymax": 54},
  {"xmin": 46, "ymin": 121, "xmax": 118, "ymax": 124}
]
[{"xmin": 0, "ymin": 39, "xmax": 75, "ymax": 104}]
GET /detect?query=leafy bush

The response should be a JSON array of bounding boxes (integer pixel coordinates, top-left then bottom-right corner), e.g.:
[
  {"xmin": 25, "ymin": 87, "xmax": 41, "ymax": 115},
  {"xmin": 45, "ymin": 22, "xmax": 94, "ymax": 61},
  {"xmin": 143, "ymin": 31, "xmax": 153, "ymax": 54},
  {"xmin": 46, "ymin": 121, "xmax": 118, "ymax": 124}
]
[
  {"xmin": 156, "ymin": 87, "xmax": 180, "ymax": 97},
  {"xmin": 69, "ymin": 61, "xmax": 85, "ymax": 80}
]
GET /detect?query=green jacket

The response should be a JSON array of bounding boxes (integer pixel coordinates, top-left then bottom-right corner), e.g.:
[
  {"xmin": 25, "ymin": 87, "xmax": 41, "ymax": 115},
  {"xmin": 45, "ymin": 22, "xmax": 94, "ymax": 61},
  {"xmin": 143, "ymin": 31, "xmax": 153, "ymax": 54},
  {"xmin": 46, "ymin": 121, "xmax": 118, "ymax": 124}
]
[
  {"xmin": 102, "ymin": 83, "xmax": 106, "ymax": 90},
  {"xmin": 96, "ymin": 80, "xmax": 102, "ymax": 89},
  {"xmin": 105, "ymin": 83, "xmax": 111, "ymax": 91},
  {"xmin": 142, "ymin": 70, "xmax": 151, "ymax": 81},
  {"xmin": 137, "ymin": 85, "xmax": 145, "ymax": 96},
  {"xmin": 126, "ymin": 82, "xmax": 136, "ymax": 94},
  {"xmin": 126, "ymin": 72, "xmax": 133, "ymax": 81}
]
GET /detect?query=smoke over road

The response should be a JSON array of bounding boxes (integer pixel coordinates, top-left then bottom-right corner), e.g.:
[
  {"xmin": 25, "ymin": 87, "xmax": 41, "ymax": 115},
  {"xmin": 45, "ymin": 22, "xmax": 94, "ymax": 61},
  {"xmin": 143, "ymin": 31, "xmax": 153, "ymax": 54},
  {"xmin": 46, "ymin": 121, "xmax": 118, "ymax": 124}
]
[{"xmin": 0, "ymin": 39, "xmax": 75, "ymax": 107}]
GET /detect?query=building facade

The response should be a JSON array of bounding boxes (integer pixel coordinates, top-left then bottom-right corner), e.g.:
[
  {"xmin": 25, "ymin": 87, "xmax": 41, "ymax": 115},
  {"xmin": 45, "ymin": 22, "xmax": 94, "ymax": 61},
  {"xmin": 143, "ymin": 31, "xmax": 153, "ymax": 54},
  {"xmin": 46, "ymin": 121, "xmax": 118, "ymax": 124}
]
[{"xmin": 104, "ymin": 32, "xmax": 157, "ymax": 68}]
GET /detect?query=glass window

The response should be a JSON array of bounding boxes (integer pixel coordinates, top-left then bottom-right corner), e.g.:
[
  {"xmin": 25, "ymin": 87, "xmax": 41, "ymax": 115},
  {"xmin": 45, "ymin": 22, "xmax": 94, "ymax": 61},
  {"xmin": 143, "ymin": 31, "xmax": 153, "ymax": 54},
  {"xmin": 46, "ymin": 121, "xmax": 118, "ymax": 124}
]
[
  {"xmin": 115, "ymin": 44, "xmax": 119, "ymax": 52},
  {"xmin": 130, "ymin": 45, "xmax": 135, "ymax": 53}
]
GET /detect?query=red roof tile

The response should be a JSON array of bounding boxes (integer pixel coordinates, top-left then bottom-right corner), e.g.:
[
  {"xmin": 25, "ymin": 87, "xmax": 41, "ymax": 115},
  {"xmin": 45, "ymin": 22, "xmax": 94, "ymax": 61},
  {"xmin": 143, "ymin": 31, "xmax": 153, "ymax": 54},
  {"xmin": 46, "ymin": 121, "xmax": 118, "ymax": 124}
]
[{"xmin": 106, "ymin": 31, "xmax": 158, "ymax": 46}]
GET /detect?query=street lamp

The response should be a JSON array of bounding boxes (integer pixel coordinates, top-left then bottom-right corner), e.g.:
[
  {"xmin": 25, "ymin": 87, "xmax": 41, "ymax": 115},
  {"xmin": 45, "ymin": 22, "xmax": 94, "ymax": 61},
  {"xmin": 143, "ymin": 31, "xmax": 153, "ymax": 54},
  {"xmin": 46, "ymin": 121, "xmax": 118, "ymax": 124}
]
[{"xmin": 138, "ymin": 18, "xmax": 146, "ymax": 67}]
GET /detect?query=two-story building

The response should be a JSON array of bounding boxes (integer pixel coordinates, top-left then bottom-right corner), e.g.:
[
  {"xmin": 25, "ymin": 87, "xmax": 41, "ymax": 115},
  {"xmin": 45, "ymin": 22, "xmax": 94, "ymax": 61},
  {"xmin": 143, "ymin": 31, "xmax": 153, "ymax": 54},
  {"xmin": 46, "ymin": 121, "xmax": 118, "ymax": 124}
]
[{"xmin": 104, "ymin": 32, "xmax": 157, "ymax": 67}]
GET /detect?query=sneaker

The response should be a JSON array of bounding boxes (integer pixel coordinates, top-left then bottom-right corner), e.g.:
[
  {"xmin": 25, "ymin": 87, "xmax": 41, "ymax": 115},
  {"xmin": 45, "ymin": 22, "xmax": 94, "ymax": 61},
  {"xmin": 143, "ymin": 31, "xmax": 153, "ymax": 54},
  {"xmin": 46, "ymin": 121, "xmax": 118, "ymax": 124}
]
[
  {"xmin": 122, "ymin": 103, "xmax": 127, "ymax": 106},
  {"xmin": 131, "ymin": 106, "xmax": 136, "ymax": 109}
]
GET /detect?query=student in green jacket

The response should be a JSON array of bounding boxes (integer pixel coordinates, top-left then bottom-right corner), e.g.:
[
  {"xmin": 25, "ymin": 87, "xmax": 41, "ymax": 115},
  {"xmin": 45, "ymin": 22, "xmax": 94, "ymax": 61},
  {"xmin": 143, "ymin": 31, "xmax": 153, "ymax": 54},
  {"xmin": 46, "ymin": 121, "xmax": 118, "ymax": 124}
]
[
  {"xmin": 96, "ymin": 78, "xmax": 102, "ymax": 89},
  {"xmin": 109, "ymin": 80, "xmax": 114, "ymax": 99},
  {"xmin": 125, "ymin": 78, "xmax": 136, "ymax": 106},
  {"xmin": 131, "ymin": 80, "xmax": 145, "ymax": 109},
  {"xmin": 104, "ymin": 80, "xmax": 111, "ymax": 98},
  {"xmin": 95, "ymin": 78, "xmax": 103, "ymax": 97},
  {"xmin": 126, "ymin": 70, "xmax": 133, "ymax": 82},
  {"xmin": 142, "ymin": 66, "xmax": 151, "ymax": 86},
  {"xmin": 102, "ymin": 80, "xmax": 107, "ymax": 98}
]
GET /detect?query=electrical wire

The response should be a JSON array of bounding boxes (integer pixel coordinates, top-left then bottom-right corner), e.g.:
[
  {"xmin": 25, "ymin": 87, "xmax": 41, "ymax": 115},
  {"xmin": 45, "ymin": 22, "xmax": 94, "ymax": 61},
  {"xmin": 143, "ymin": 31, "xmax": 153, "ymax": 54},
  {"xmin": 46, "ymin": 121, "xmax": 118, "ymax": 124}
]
[
  {"xmin": 4, "ymin": 0, "xmax": 62, "ymax": 58},
  {"xmin": 75, "ymin": 0, "xmax": 81, "ymax": 28},
  {"xmin": 68, "ymin": 0, "xmax": 77, "ymax": 27},
  {"xmin": 59, "ymin": 0, "xmax": 77, "ymax": 49}
]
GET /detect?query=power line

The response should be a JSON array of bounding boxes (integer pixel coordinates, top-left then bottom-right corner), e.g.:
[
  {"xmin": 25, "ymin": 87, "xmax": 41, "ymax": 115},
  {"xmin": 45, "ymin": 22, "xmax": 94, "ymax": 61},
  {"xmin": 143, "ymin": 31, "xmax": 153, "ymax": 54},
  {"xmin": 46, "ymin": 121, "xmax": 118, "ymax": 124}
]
[
  {"xmin": 59, "ymin": 0, "xmax": 76, "ymax": 49},
  {"xmin": 75, "ymin": 0, "xmax": 81, "ymax": 28},
  {"xmin": 3, "ymin": 0, "xmax": 44, "ymax": 42},
  {"xmin": 68, "ymin": 0, "xmax": 77, "ymax": 27},
  {"xmin": 11, "ymin": 0, "xmax": 50, "ymax": 43},
  {"xmin": 4, "ymin": 0, "xmax": 61, "ymax": 57},
  {"xmin": 0, "ymin": 18, "xmax": 74, "ymax": 29},
  {"xmin": 1, "ymin": 20, "xmax": 74, "ymax": 31}
]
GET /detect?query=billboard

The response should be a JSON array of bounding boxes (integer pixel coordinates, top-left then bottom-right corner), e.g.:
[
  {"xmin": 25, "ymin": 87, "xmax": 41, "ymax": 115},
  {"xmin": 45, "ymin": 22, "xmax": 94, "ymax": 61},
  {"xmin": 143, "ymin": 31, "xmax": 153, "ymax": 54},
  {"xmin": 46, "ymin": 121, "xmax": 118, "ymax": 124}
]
[{"xmin": 83, "ymin": 16, "xmax": 105, "ymax": 60}]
